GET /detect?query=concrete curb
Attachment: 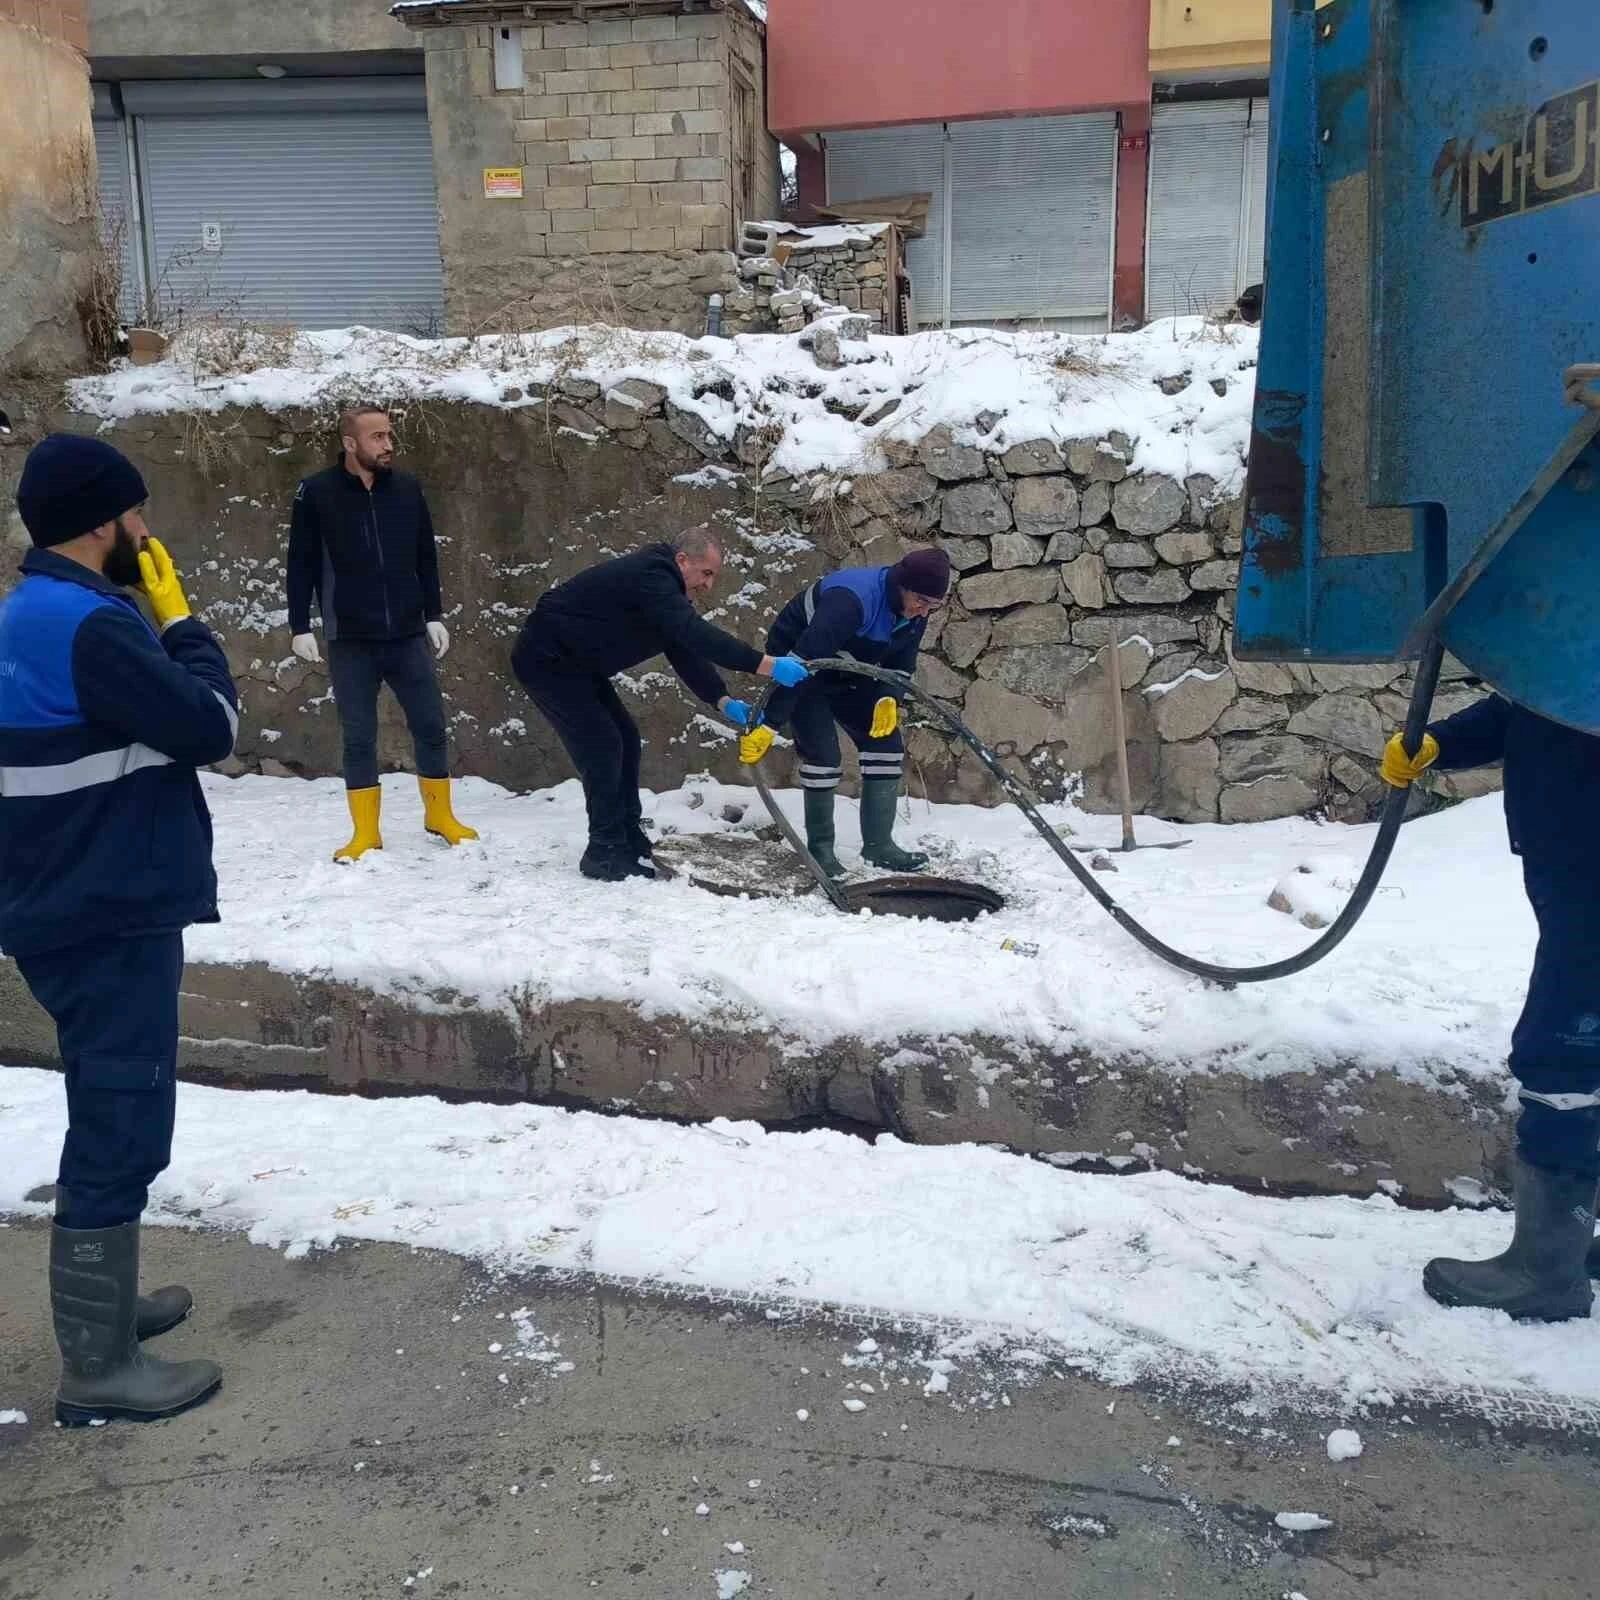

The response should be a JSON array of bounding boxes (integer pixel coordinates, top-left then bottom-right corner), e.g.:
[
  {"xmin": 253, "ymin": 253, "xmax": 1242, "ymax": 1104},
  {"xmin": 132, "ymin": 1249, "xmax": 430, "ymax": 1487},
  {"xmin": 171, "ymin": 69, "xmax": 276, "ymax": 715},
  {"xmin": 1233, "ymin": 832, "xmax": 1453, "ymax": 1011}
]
[{"xmin": 0, "ymin": 957, "xmax": 1512, "ymax": 1203}]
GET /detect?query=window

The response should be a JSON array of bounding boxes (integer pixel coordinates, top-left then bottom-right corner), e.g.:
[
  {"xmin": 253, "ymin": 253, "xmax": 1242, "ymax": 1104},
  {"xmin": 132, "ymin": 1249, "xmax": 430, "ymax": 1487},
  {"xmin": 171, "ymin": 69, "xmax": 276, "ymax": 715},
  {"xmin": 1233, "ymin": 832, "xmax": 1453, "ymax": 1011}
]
[{"xmin": 731, "ymin": 67, "xmax": 758, "ymax": 227}]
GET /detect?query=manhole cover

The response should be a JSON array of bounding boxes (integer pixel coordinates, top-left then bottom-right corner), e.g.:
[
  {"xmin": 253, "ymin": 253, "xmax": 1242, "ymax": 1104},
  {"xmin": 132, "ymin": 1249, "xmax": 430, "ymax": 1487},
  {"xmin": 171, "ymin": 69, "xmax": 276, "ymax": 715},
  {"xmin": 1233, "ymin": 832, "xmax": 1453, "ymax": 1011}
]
[
  {"xmin": 652, "ymin": 832, "xmax": 818, "ymax": 899},
  {"xmin": 841, "ymin": 875, "xmax": 1005, "ymax": 922}
]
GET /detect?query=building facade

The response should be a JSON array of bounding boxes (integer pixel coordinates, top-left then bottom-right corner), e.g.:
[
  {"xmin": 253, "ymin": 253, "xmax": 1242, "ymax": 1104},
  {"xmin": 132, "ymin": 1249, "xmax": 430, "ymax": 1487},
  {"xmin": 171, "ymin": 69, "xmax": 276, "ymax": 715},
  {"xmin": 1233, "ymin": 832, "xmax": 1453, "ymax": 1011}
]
[
  {"xmin": 771, "ymin": 0, "xmax": 1271, "ymax": 331},
  {"xmin": 2, "ymin": 0, "xmax": 96, "ymax": 377}
]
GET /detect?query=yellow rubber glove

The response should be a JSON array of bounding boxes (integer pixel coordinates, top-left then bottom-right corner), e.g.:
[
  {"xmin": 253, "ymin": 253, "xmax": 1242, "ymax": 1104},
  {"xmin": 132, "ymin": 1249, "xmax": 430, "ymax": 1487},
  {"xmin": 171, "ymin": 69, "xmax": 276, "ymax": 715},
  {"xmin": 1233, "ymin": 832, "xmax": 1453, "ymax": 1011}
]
[
  {"xmin": 869, "ymin": 696, "xmax": 899, "ymax": 739},
  {"xmin": 739, "ymin": 725, "xmax": 775, "ymax": 765},
  {"xmin": 1379, "ymin": 731, "xmax": 1440, "ymax": 788},
  {"xmin": 136, "ymin": 537, "xmax": 192, "ymax": 630}
]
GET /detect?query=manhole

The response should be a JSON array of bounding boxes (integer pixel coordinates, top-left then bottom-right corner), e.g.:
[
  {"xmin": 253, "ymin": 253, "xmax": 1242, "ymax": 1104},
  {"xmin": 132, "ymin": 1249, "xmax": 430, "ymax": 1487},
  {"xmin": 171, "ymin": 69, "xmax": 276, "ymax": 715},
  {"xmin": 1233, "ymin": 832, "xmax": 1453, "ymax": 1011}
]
[{"xmin": 840, "ymin": 875, "xmax": 1006, "ymax": 923}]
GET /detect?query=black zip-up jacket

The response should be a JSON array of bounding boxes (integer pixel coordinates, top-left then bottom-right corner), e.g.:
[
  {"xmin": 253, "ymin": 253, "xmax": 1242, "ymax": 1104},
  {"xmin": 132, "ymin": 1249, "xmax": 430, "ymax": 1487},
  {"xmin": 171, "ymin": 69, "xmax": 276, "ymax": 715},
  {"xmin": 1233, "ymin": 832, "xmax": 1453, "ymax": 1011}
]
[
  {"xmin": 1428, "ymin": 694, "xmax": 1600, "ymax": 867},
  {"xmin": 511, "ymin": 543, "xmax": 763, "ymax": 705},
  {"xmin": 286, "ymin": 458, "xmax": 442, "ymax": 642}
]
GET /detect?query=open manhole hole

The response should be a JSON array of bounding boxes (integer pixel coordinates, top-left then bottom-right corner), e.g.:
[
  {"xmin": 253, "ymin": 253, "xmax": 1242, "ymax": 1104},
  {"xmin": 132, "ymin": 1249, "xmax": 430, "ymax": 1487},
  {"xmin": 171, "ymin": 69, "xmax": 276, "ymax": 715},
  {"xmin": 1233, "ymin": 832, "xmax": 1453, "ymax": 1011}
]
[{"xmin": 840, "ymin": 875, "xmax": 1005, "ymax": 923}]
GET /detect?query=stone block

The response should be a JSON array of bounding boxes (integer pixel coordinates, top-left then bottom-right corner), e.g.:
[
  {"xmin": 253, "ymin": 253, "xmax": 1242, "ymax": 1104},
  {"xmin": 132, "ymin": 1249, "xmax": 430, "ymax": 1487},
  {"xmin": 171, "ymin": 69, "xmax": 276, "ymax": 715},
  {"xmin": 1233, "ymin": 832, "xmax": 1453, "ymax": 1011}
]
[
  {"xmin": 652, "ymin": 180, "xmax": 704, "ymax": 205},
  {"xmin": 940, "ymin": 481, "xmax": 1013, "ymax": 538},
  {"xmin": 677, "ymin": 61, "xmax": 724, "ymax": 87},
  {"xmin": 918, "ymin": 424, "xmax": 986, "ymax": 483},
  {"xmin": 1221, "ymin": 775, "xmax": 1319, "ymax": 823},
  {"xmin": 871, "ymin": 467, "xmax": 939, "ymax": 512},
  {"xmin": 1080, "ymin": 480, "xmax": 1112, "ymax": 526},
  {"xmin": 1112, "ymin": 475, "xmax": 1187, "ymax": 536},
  {"xmin": 1075, "ymin": 612, "xmax": 1200, "ymax": 649},
  {"xmin": 1044, "ymin": 529, "xmax": 1085, "ymax": 564},
  {"xmin": 940, "ymin": 613, "xmax": 992, "ymax": 669},
  {"xmin": 917, "ymin": 656, "xmax": 968, "ymax": 705},
  {"xmin": 1058, "ymin": 552, "xmax": 1110, "ymax": 610},
  {"xmin": 546, "ymin": 69, "xmax": 591, "ymax": 94},
  {"xmin": 590, "ymin": 70, "xmax": 636, "ymax": 92},
  {"xmin": 543, "ymin": 186, "xmax": 589, "ymax": 210},
  {"xmin": 636, "ymin": 157, "xmax": 680, "ymax": 181},
  {"xmin": 1218, "ymin": 734, "xmax": 1326, "ymax": 786},
  {"xmin": 1001, "ymin": 438, "xmax": 1065, "ymax": 476},
  {"xmin": 977, "ymin": 644, "xmax": 1094, "ymax": 702},
  {"xmin": 633, "ymin": 112, "xmax": 678, "ymax": 136},
  {"xmin": 632, "ymin": 227, "xmax": 678, "ymax": 251},
  {"xmin": 546, "ymin": 162, "xmax": 592, "ymax": 186},
  {"xmin": 585, "ymin": 228, "xmax": 632, "ymax": 252},
  {"xmin": 990, "ymin": 532, "xmax": 1046, "ymax": 570},
  {"xmin": 566, "ymin": 45, "xmax": 612, "ymax": 70},
  {"xmin": 1188, "ymin": 560, "xmax": 1238, "ymax": 591},
  {"xmin": 515, "ymin": 118, "xmax": 549, "ymax": 142},
  {"xmin": 635, "ymin": 65, "xmax": 680, "ymax": 90},
  {"xmin": 1308, "ymin": 662, "xmax": 1403, "ymax": 692},
  {"xmin": 681, "ymin": 109, "xmax": 728, "ymax": 135},
  {"xmin": 1286, "ymin": 694, "xmax": 1385, "ymax": 758},
  {"xmin": 665, "ymin": 399, "xmax": 723, "ymax": 457},
  {"xmin": 569, "ymin": 138, "xmax": 615, "ymax": 162},
  {"xmin": 586, "ymin": 185, "xmax": 631, "ymax": 212},
  {"xmin": 681, "ymin": 156, "xmax": 728, "ymax": 181},
  {"xmin": 608, "ymin": 42, "xmax": 654, "ymax": 68},
  {"xmin": 551, "ymin": 209, "xmax": 597, "ymax": 233},
  {"xmin": 1154, "ymin": 528, "xmax": 1215, "ymax": 565},
  {"xmin": 520, "ymin": 95, "xmax": 571, "ymax": 119},
  {"xmin": 1213, "ymin": 696, "xmax": 1288, "ymax": 735},
  {"xmin": 655, "ymin": 134, "xmax": 702, "ymax": 157},
  {"xmin": 956, "ymin": 566, "xmax": 1060, "ymax": 613},
  {"xmin": 589, "ymin": 159, "xmax": 636, "ymax": 185},
  {"xmin": 1155, "ymin": 738, "xmax": 1221, "ymax": 823},
  {"xmin": 567, "ymin": 92, "xmax": 615, "ymax": 116},
  {"xmin": 961, "ymin": 677, "xmax": 1064, "ymax": 755},
  {"xmin": 1013, "ymin": 475, "xmax": 1079, "ymax": 537},
  {"xmin": 632, "ymin": 16, "xmax": 678, "ymax": 40},
  {"xmin": 1147, "ymin": 667, "xmax": 1235, "ymax": 742},
  {"xmin": 591, "ymin": 114, "xmax": 636, "ymax": 140},
  {"xmin": 647, "ymin": 39, "xmax": 701, "ymax": 65},
  {"xmin": 1067, "ymin": 439, "xmax": 1129, "ymax": 482},
  {"xmin": 612, "ymin": 137, "xmax": 659, "ymax": 160},
  {"xmin": 990, "ymin": 603, "xmax": 1071, "ymax": 648},
  {"xmin": 1103, "ymin": 541, "xmax": 1156, "ymax": 570},
  {"xmin": 543, "ymin": 22, "xmax": 592, "ymax": 46},
  {"xmin": 1113, "ymin": 567, "xmax": 1189, "ymax": 605}
]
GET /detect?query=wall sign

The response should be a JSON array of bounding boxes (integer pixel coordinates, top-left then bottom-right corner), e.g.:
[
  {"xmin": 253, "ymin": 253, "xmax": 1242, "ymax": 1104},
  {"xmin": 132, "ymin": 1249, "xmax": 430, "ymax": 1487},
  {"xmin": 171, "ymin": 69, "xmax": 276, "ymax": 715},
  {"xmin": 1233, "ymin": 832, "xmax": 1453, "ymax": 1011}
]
[{"xmin": 483, "ymin": 167, "xmax": 524, "ymax": 200}]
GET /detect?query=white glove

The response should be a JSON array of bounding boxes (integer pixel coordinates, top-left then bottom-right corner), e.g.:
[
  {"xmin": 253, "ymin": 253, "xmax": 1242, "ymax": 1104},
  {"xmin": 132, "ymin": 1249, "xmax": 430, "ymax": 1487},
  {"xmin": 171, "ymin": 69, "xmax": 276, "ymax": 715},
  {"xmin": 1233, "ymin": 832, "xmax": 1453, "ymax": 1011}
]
[
  {"xmin": 427, "ymin": 620, "xmax": 450, "ymax": 660},
  {"xmin": 291, "ymin": 632, "xmax": 321, "ymax": 665}
]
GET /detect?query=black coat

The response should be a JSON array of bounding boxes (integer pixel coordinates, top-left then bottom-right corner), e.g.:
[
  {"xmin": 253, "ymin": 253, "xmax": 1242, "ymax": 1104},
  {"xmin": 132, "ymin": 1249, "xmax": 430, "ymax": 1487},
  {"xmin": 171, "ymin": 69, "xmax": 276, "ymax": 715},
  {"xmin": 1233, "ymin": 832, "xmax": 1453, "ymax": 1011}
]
[
  {"xmin": 1428, "ymin": 695, "xmax": 1600, "ymax": 866},
  {"xmin": 512, "ymin": 543, "xmax": 763, "ymax": 705},
  {"xmin": 286, "ymin": 459, "xmax": 442, "ymax": 642}
]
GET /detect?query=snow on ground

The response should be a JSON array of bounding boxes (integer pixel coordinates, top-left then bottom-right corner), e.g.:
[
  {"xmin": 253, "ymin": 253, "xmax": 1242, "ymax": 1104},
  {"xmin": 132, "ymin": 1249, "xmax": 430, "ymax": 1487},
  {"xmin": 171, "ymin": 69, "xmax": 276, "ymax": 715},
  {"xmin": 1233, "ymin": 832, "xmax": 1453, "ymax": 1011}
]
[
  {"xmin": 1, "ymin": 1062, "xmax": 1593, "ymax": 1415},
  {"xmin": 182, "ymin": 771, "xmax": 1527, "ymax": 1088},
  {"xmin": 66, "ymin": 317, "xmax": 1257, "ymax": 494}
]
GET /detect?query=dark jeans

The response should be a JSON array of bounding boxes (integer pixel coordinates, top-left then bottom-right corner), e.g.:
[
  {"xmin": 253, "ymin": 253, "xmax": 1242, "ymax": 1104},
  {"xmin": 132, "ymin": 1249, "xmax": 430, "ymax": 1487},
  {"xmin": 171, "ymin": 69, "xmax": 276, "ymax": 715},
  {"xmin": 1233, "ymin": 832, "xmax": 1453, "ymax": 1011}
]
[
  {"xmin": 518, "ymin": 663, "xmax": 642, "ymax": 851},
  {"xmin": 327, "ymin": 634, "xmax": 448, "ymax": 790},
  {"xmin": 787, "ymin": 673, "xmax": 905, "ymax": 792},
  {"xmin": 1510, "ymin": 859, "xmax": 1600, "ymax": 1178},
  {"xmin": 17, "ymin": 933, "xmax": 183, "ymax": 1229}
]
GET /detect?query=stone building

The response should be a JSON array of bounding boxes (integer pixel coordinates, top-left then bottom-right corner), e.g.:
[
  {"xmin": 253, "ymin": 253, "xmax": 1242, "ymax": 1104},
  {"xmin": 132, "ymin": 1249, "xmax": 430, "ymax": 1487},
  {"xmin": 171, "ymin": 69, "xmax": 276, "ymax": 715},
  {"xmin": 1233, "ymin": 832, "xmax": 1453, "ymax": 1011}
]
[{"xmin": 1, "ymin": 0, "xmax": 96, "ymax": 379}]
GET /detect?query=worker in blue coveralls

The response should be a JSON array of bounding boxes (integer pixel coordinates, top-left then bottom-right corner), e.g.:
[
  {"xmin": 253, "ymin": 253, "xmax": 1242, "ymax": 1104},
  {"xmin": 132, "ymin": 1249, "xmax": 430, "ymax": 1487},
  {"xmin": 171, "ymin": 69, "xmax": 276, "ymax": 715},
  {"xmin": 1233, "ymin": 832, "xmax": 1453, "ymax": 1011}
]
[
  {"xmin": 1, "ymin": 434, "xmax": 238, "ymax": 1425},
  {"xmin": 1383, "ymin": 697, "xmax": 1600, "ymax": 1322},
  {"xmin": 741, "ymin": 547, "xmax": 951, "ymax": 877}
]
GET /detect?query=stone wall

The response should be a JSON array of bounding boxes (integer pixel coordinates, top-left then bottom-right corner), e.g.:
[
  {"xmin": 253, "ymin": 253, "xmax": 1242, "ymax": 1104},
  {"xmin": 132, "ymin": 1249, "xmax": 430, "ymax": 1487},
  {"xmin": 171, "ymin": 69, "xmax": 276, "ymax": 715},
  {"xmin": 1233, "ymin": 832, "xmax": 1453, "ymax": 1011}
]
[
  {"xmin": 0, "ymin": 0, "xmax": 94, "ymax": 380},
  {"xmin": 410, "ymin": 1, "xmax": 781, "ymax": 334},
  {"xmin": 1, "ymin": 354, "xmax": 1493, "ymax": 824}
]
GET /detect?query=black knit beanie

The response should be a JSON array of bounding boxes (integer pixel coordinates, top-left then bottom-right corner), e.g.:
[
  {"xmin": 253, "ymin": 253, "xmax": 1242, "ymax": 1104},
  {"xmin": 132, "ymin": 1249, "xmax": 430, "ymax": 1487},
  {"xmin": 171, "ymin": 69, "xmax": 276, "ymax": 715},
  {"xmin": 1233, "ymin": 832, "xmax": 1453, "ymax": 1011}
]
[{"xmin": 16, "ymin": 434, "xmax": 149, "ymax": 549}]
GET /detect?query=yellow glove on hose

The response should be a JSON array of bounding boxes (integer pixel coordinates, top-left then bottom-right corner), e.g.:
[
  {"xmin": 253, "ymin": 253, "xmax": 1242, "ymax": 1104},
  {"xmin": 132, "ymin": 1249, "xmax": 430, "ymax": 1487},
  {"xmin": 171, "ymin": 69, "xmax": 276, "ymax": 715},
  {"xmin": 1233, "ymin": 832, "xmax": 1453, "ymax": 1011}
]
[
  {"xmin": 136, "ymin": 537, "xmax": 192, "ymax": 630},
  {"xmin": 869, "ymin": 696, "xmax": 899, "ymax": 739},
  {"xmin": 739, "ymin": 725, "xmax": 775, "ymax": 765},
  {"xmin": 1379, "ymin": 731, "xmax": 1440, "ymax": 788}
]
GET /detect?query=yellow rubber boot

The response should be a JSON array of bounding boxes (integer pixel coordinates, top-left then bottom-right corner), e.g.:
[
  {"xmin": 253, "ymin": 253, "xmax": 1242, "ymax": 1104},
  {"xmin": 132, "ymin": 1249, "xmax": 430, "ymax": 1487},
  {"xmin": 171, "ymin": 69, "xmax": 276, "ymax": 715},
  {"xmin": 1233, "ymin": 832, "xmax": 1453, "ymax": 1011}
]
[
  {"xmin": 333, "ymin": 786, "xmax": 383, "ymax": 863},
  {"xmin": 419, "ymin": 776, "xmax": 479, "ymax": 845}
]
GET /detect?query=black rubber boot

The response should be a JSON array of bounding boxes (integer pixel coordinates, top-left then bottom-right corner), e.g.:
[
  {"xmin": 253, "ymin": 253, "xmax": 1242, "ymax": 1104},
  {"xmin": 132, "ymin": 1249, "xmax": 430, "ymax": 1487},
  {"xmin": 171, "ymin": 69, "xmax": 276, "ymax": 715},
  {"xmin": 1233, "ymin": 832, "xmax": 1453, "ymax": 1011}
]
[
  {"xmin": 1423, "ymin": 1158, "xmax": 1597, "ymax": 1322},
  {"xmin": 803, "ymin": 787, "xmax": 845, "ymax": 879},
  {"xmin": 137, "ymin": 1286, "xmax": 192, "ymax": 1340},
  {"xmin": 579, "ymin": 842, "xmax": 631, "ymax": 882},
  {"xmin": 52, "ymin": 1221, "xmax": 222, "ymax": 1425},
  {"xmin": 859, "ymin": 778, "xmax": 928, "ymax": 873},
  {"xmin": 625, "ymin": 824, "xmax": 656, "ymax": 867},
  {"xmin": 1589, "ymin": 1235, "xmax": 1600, "ymax": 1279}
]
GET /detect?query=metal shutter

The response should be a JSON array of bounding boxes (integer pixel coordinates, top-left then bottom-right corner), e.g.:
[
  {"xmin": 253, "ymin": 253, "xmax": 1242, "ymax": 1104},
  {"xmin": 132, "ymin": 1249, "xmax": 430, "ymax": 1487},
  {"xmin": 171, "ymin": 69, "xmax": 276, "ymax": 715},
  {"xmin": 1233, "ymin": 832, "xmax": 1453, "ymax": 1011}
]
[
  {"xmin": 824, "ymin": 123, "xmax": 946, "ymax": 328},
  {"xmin": 1146, "ymin": 99, "xmax": 1264, "ymax": 321},
  {"xmin": 92, "ymin": 116, "xmax": 141, "ymax": 319},
  {"xmin": 131, "ymin": 97, "xmax": 442, "ymax": 332},
  {"xmin": 948, "ymin": 114, "xmax": 1116, "ymax": 331}
]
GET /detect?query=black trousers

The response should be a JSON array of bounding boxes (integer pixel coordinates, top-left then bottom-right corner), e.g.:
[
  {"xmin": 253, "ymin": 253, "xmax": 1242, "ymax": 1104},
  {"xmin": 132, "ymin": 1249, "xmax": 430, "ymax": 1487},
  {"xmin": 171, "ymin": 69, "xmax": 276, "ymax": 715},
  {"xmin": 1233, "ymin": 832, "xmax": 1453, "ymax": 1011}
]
[
  {"xmin": 787, "ymin": 673, "xmax": 905, "ymax": 792},
  {"xmin": 17, "ymin": 932, "xmax": 183, "ymax": 1230},
  {"xmin": 1510, "ymin": 859, "xmax": 1600, "ymax": 1178},
  {"xmin": 518, "ymin": 663, "xmax": 643, "ymax": 851},
  {"xmin": 327, "ymin": 634, "xmax": 448, "ymax": 790}
]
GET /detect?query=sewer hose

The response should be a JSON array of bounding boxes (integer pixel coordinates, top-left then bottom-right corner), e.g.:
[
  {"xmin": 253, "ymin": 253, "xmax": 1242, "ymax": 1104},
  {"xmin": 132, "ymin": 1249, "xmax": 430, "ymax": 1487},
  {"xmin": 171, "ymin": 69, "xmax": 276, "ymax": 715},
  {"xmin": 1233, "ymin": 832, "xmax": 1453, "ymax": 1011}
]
[{"xmin": 744, "ymin": 637, "xmax": 1447, "ymax": 987}]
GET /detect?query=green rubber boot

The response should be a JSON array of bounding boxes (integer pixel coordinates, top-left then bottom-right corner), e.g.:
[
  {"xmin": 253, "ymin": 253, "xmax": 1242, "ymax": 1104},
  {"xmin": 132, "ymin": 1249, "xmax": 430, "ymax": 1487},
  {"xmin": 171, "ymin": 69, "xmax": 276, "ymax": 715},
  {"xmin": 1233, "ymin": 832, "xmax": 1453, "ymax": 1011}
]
[
  {"xmin": 803, "ymin": 787, "xmax": 846, "ymax": 879},
  {"xmin": 859, "ymin": 778, "xmax": 928, "ymax": 873},
  {"xmin": 1423, "ymin": 1158, "xmax": 1597, "ymax": 1323}
]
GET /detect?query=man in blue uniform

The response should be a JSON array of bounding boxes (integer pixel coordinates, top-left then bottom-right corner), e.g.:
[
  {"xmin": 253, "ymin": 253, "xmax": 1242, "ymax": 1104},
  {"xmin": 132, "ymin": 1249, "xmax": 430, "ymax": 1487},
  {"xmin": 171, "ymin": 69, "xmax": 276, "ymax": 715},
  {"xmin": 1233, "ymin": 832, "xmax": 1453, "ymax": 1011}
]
[
  {"xmin": 746, "ymin": 547, "xmax": 950, "ymax": 877},
  {"xmin": 1383, "ymin": 696, "xmax": 1600, "ymax": 1321},
  {"xmin": 2, "ymin": 434, "xmax": 239, "ymax": 1422}
]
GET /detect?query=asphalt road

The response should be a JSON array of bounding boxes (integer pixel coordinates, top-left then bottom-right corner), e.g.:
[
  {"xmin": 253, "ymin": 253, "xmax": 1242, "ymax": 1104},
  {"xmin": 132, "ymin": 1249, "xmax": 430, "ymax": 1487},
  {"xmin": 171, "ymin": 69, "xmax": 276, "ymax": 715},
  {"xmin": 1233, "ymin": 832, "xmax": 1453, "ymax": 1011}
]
[{"xmin": 2, "ymin": 1217, "xmax": 1598, "ymax": 1600}]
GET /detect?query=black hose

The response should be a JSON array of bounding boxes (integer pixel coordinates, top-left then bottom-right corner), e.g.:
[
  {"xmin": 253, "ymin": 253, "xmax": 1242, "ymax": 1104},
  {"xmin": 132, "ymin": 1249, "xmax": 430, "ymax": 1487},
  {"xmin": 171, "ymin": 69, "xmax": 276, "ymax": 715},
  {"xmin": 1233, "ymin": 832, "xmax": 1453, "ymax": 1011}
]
[{"xmin": 746, "ymin": 636, "xmax": 1447, "ymax": 987}]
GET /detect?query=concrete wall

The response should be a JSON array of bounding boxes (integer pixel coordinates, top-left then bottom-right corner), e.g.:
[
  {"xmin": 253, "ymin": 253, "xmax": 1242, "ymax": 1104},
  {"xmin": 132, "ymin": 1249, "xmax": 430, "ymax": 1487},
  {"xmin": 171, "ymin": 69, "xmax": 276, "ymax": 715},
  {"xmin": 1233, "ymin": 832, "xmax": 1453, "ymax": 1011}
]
[
  {"xmin": 88, "ymin": 0, "xmax": 412, "ymax": 60},
  {"xmin": 416, "ymin": 7, "xmax": 779, "ymax": 333},
  {"xmin": 0, "ymin": 0, "xmax": 94, "ymax": 379},
  {"xmin": 767, "ymin": 0, "xmax": 1151, "ymax": 137},
  {"xmin": 1149, "ymin": 0, "xmax": 1271, "ymax": 78}
]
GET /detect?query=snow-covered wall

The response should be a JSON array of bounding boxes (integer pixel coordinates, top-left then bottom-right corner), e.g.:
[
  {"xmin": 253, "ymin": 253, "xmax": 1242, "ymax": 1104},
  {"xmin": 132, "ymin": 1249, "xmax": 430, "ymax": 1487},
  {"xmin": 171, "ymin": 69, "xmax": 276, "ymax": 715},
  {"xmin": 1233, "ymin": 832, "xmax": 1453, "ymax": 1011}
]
[{"xmin": 6, "ymin": 318, "xmax": 1495, "ymax": 820}]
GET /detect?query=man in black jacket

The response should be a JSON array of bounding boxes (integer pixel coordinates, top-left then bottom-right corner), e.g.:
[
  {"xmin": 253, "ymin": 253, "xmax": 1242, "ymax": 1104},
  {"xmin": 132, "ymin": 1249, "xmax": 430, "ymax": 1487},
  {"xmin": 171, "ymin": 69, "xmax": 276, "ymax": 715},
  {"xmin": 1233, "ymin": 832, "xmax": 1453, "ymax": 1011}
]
[
  {"xmin": 1383, "ymin": 695, "xmax": 1600, "ymax": 1320},
  {"xmin": 285, "ymin": 404, "xmax": 476, "ymax": 861},
  {"xmin": 512, "ymin": 528, "xmax": 808, "ymax": 881},
  {"xmin": 3, "ymin": 434, "xmax": 238, "ymax": 1425}
]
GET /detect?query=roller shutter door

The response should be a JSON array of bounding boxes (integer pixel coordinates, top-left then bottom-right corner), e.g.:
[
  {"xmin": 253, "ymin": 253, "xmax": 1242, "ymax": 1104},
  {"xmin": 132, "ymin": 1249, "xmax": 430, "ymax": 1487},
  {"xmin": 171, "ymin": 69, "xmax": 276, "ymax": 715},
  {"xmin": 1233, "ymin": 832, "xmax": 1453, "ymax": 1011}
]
[
  {"xmin": 91, "ymin": 109, "xmax": 141, "ymax": 318},
  {"xmin": 947, "ymin": 114, "xmax": 1116, "ymax": 330},
  {"xmin": 824, "ymin": 123, "xmax": 947, "ymax": 328},
  {"xmin": 1146, "ymin": 98, "xmax": 1270, "ymax": 321},
  {"xmin": 122, "ymin": 79, "xmax": 443, "ymax": 333}
]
